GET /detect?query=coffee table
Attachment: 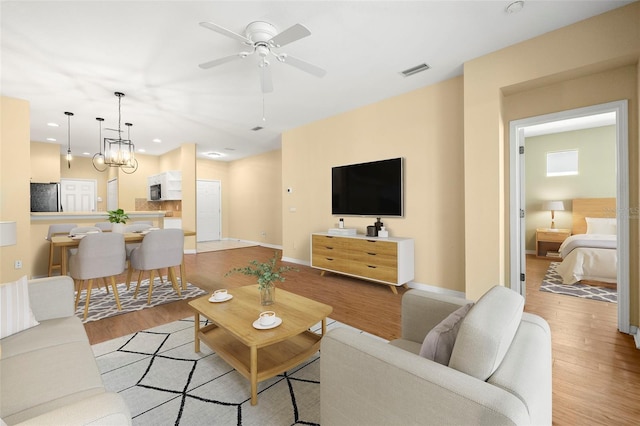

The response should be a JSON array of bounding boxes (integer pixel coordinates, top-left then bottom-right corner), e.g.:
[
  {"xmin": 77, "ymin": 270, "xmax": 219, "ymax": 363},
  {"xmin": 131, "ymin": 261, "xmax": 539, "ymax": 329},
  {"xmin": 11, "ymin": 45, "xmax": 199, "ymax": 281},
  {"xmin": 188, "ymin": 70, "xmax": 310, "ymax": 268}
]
[{"xmin": 188, "ymin": 285, "xmax": 333, "ymax": 405}]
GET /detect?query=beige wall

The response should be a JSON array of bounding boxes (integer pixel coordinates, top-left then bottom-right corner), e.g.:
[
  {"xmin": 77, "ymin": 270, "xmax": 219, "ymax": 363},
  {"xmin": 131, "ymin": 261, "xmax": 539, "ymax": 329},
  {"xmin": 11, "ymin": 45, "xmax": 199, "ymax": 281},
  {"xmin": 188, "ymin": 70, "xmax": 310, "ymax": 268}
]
[
  {"xmin": 1, "ymin": 97, "xmax": 31, "ymax": 282},
  {"xmin": 116, "ymin": 153, "xmax": 160, "ymax": 212},
  {"xmin": 524, "ymin": 126, "xmax": 617, "ymax": 250},
  {"xmin": 228, "ymin": 149, "xmax": 283, "ymax": 246},
  {"xmin": 31, "ymin": 142, "xmax": 60, "ymax": 183},
  {"xmin": 59, "ymin": 155, "xmax": 110, "ymax": 211},
  {"xmin": 196, "ymin": 158, "xmax": 230, "ymax": 238},
  {"xmin": 282, "ymin": 76, "xmax": 466, "ymax": 292},
  {"xmin": 465, "ymin": 3, "xmax": 639, "ymax": 318},
  {"xmin": 179, "ymin": 144, "xmax": 197, "ymax": 251}
]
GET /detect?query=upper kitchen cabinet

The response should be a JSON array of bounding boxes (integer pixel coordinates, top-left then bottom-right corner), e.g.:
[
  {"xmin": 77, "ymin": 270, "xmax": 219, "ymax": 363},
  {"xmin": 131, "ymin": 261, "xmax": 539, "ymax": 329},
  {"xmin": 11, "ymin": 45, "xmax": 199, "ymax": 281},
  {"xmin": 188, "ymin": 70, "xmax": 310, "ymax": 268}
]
[{"xmin": 148, "ymin": 170, "xmax": 182, "ymax": 201}]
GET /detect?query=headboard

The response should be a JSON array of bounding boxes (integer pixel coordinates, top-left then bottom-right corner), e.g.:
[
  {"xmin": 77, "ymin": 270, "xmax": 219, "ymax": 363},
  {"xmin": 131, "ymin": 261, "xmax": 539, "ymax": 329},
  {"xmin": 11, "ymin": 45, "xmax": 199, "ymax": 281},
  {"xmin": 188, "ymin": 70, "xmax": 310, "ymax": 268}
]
[{"xmin": 571, "ymin": 198, "xmax": 616, "ymax": 235}]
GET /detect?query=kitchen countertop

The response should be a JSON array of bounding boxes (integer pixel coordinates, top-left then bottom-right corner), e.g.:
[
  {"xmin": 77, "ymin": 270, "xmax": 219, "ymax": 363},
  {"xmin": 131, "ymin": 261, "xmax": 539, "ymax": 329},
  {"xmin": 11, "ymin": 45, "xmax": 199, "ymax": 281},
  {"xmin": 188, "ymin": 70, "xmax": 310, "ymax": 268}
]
[{"xmin": 30, "ymin": 211, "xmax": 167, "ymax": 221}]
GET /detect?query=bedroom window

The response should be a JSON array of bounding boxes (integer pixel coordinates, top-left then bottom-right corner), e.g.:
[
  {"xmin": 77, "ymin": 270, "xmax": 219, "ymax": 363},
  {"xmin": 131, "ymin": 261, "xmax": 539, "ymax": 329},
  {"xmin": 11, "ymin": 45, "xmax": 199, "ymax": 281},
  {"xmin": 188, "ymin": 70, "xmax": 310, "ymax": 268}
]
[{"xmin": 546, "ymin": 149, "xmax": 578, "ymax": 177}]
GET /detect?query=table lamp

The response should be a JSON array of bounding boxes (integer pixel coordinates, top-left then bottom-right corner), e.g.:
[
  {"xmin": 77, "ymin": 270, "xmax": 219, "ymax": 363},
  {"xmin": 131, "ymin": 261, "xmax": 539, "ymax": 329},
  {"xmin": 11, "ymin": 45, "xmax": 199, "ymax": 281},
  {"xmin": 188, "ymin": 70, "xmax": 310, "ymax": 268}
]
[{"xmin": 541, "ymin": 201, "xmax": 565, "ymax": 229}]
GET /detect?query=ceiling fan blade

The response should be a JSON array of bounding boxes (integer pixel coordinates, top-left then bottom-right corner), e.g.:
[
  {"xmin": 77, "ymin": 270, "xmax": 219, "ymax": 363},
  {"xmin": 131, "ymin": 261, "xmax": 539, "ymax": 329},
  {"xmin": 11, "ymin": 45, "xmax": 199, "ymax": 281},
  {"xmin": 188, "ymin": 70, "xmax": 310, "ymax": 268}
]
[
  {"xmin": 279, "ymin": 54, "xmax": 326, "ymax": 78},
  {"xmin": 260, "ymin": 64, "xmax": 274, "ymax": 93},
  {"xmin": 268, "ymin": 23, "xmax": 311, "ymax": 48},
  {"xmin": 198, "ymin": 54, "xmax": 244, "ymax": 69},
  {"xmin": 199, "ymin": 21, "xmax": 252, "ymax": 45}
]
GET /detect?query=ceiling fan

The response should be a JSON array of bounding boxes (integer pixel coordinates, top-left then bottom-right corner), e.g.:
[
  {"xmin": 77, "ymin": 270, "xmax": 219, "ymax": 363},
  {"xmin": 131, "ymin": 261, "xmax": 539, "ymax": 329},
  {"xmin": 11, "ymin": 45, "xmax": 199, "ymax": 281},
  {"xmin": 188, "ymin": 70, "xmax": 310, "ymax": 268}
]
[{"xmin": 198, "ymin": 21, "xmax": 326, "ymax": 93}]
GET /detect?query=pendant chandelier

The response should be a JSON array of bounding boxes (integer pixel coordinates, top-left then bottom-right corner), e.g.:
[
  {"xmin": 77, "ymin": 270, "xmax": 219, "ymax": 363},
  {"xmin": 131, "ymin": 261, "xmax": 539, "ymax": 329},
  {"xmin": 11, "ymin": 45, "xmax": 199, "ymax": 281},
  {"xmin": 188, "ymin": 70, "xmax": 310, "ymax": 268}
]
[
  {"xmin": 92, "ymin": 92, "xmax": 138, "ymax": 174},
  {"xmin": 64, "ymin": 111, "xmax": 73, "ymax": 169}
]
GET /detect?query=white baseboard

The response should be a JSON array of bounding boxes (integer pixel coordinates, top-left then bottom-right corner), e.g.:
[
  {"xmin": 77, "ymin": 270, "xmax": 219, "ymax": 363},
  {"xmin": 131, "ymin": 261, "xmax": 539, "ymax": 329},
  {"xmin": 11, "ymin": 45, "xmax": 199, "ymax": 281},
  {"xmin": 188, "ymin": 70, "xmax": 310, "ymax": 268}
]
[
  {"xmin": 631, "ymin": 325, "xmax": 640, "ymax": 349},
  {"xmin": 407, "ymin": 281, "xmax": 467, "ymax": 299}
]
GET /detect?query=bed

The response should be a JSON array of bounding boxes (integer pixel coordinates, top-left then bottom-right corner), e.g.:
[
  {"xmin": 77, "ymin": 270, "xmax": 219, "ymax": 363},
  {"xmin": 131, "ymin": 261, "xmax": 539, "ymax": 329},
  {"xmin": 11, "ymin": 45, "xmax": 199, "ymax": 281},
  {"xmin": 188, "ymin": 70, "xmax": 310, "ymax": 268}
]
[{"xmin": 555, "ymin": 198, "xmax": 617, "ymax": 285}]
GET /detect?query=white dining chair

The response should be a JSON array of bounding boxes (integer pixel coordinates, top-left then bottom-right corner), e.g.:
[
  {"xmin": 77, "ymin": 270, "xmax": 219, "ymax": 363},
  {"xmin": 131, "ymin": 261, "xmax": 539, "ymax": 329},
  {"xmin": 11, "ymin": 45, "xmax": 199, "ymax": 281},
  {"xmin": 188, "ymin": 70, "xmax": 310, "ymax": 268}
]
[
  {"xmin": 69, "ymin": 232, "xmax": 126, "ymax": 320},
  {"xmin": 94, "ymin": 222, "xmax": 113, "ymax": 231},
  {"xmin": 127, "ymin": 229, "xmax": 184, "ymax": 305},
  {"xmin": 46, "ymin": 223, "xmax": 77, "ymax": 276}
]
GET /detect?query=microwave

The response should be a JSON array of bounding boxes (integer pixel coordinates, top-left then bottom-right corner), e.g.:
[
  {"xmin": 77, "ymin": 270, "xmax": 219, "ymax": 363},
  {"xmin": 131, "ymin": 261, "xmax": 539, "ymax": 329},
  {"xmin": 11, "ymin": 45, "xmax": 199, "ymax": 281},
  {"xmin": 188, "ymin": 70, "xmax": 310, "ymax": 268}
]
[{"xmin": 150, "ymin": 184, "xmax": 161, "ymax": 201}]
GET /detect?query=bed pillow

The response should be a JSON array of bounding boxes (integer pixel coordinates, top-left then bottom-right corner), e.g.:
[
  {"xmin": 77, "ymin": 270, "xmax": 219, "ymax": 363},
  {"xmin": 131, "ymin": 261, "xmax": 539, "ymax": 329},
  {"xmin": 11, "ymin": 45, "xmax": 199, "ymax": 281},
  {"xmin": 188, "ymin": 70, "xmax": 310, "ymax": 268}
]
[
  {"xmin": 0, "ymin": 275, "xmax": 40, "ymax": 339},
  {"xmin": 586, "ymin": 217, "xmax": 616, "ymax": 235},
  {"xmin": 419, "ymin": 303, "xmax": 474, "ymax": 365}
]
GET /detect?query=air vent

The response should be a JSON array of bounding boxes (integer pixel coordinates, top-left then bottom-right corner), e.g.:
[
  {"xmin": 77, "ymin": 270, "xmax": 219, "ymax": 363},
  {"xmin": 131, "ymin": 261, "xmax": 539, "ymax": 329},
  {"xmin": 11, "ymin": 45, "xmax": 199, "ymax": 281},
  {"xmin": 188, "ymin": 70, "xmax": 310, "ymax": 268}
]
[
  {"xmin": 251, "ymin": 126, "xmax": 264, "ymax": 131},
  {"xmin": 401, "ymin": 63, "xmax": 431, "ymax": 77}
]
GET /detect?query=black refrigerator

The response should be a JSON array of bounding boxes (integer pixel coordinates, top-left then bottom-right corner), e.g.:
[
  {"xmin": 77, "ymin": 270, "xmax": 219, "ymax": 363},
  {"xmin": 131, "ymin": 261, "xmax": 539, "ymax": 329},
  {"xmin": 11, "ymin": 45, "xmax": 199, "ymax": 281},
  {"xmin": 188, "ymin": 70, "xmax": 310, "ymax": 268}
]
[{"xmin": 30, "ymin": 182, "xmax": 62, "ymax": 212}]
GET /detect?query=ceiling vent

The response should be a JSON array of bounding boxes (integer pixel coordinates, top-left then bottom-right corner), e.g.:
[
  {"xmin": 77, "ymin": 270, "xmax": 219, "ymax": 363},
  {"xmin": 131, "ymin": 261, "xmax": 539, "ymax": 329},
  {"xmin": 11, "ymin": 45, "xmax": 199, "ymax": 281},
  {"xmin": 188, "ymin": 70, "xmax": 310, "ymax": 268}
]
[
  {"xmin": 251, "ymin": 126, "xmax": 264, "ymax": 131},
  {"xmin": 401, "ymin": 63, "xmax": 431, "ymax": 77}
]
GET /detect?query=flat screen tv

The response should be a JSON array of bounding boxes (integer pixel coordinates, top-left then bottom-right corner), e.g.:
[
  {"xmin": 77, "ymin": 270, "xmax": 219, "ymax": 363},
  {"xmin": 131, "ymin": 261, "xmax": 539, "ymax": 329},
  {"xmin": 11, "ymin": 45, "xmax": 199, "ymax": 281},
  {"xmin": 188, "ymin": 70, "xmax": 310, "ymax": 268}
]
[{"xmin": 332, "ymin": 157, "xmax": 403, "ymax": 217}]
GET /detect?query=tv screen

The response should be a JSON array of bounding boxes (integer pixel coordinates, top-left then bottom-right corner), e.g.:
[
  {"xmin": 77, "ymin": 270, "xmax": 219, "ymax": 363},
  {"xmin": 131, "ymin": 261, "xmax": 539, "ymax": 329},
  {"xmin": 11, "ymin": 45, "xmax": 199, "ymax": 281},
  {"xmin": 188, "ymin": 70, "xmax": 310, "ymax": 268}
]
[{"xmin": 332, "ymin": 157, "xmax": 403, "ymax": 217}]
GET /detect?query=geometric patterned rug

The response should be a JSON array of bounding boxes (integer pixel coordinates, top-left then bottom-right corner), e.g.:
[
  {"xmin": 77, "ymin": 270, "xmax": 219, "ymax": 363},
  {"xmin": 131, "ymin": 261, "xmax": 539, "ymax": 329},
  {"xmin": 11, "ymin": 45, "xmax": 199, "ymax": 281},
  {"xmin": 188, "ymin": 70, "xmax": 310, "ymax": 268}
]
[
  {"xmin": 75, "ymin": 277, "xmax": 207, "ymax": 323},
  {"xmin": 539, "ymin": 262, "xmax": 617, "ymax": 303},
  {"xmin": 92, "ymin": 318, "xmax": 380, "ymax": 425}
]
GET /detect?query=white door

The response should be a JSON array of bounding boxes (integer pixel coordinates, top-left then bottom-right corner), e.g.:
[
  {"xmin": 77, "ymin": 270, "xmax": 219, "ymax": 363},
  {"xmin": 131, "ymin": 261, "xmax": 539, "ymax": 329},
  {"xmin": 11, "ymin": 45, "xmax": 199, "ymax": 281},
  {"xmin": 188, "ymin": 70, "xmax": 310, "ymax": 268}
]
[
  {"xmin": 197, "ymin": 180, "xmax": 221, "ymax": 242},
  {"xmin": 107, "ymin": 178, "xmax": 118, "ymax": 211},
  {"xmin": 60, "ymin": 179, "xmax": 96, "ymax": 212}
]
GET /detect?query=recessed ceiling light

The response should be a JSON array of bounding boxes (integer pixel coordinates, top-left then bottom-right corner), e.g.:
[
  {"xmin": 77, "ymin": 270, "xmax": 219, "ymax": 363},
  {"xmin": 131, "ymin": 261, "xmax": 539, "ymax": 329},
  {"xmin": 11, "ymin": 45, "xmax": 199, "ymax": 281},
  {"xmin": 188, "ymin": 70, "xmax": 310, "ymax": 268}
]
[
  {"xmin": 82, "ymin": 152, "xmax": 91, "ymax": 156},
  {"xmin": 152, "ymin": 138, "xmax": 162, "ymax": 143},
  {"xmin": 505, "ymin": 1, "xmax": 525, "ymax": 14},
  {"xmin": 46, "ymin": 138, "xmax": 57, "ymax": 142},
  {"xmin": 138, "ymin": 148, "xmax": 146, "ymax": 153},
  {"xmin": 206, "ymin": 152, "xmax": 224, "ymax": 158},
  {"xmin": 47, "ymin": 122, "xmax": 59, "ymax": 127}
]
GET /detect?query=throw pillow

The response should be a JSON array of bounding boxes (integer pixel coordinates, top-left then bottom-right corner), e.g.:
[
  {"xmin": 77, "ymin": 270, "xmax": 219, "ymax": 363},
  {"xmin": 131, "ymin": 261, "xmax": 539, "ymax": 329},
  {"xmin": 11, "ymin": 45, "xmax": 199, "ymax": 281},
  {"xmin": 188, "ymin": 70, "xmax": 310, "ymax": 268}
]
[
  {"xmin": 585, "ymin": 217, "xmax": 616, "ymax": 235},
  {"xmin": 0, "ymin": 276, "xmax": 40, "ymax": 339},
  {"xmin": 419, "ymin": 303, "xmax": 474, "ymax": 365}
]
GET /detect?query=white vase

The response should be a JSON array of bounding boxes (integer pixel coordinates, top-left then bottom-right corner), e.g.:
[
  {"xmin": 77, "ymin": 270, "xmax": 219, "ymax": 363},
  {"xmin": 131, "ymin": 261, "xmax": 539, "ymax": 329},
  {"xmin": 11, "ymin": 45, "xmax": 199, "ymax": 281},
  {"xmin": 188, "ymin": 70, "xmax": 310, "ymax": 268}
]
[{"xmin": 112, "ymin": 223, "xmax": 125, "ymax": 233}]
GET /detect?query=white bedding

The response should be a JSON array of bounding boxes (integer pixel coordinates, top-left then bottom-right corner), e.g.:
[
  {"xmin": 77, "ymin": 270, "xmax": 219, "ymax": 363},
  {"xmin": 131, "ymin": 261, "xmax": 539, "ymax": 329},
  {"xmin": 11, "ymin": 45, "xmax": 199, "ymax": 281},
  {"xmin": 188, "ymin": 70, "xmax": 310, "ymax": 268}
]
[{"xmin": 556, "ymin": 234, "xmax": 617, "ymax": 284}]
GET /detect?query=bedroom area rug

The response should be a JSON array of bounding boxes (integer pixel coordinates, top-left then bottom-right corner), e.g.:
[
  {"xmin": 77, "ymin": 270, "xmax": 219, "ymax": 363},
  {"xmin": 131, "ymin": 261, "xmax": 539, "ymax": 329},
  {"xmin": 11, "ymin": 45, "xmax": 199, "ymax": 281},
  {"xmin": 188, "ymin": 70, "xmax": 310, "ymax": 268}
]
[
  {"xmin": 539, "ymin": 262, "xmax": 617, "ymax": 303},
  {"xmin": 92, "ymin": 318, "xmax": 379, "ymax": 425},
  {"xmin": 76, "ymin": 277, "xmax": 207, "ymax": 323}
]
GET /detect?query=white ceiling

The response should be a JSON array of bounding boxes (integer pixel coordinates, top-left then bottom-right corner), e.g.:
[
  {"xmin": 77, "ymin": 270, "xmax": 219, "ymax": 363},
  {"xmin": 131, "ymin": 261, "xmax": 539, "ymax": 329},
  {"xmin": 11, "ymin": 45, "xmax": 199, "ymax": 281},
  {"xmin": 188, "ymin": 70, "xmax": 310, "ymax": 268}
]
[{"xmin": 1, "ymin": 0, "xmax": 634, "ymax": 162}]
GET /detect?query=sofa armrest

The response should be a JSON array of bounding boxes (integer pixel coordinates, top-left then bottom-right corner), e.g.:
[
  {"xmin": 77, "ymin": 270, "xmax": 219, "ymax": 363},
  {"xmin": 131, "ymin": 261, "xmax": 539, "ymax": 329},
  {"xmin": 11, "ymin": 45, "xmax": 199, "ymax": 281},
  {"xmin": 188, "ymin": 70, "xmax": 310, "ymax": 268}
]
[
  {"xmin": 15, "ymin": 392, "xmax": 131, "ymax": 426},
  {"xmin": 401, "ymin": 289, "xmax": 470, "ymax": 343},
  {"xmin": 321, "ymin": 327, "xmax": 529, "ymax": 426},
  {"xmin": 28, "ymin": 276, "xmax": 75, "ymax": 321}
]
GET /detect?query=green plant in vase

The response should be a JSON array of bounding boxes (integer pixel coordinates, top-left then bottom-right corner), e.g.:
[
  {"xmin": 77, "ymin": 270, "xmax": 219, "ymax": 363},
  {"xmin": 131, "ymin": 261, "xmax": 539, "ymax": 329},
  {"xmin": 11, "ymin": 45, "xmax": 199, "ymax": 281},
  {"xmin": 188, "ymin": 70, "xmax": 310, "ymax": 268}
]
[
  {"xmin": 225, "ymin": 252, "xmax": 298, "ymax": 305},
  {"xmin": 107, "ymin": 208, "xmax": 129, "ymax": 233}
]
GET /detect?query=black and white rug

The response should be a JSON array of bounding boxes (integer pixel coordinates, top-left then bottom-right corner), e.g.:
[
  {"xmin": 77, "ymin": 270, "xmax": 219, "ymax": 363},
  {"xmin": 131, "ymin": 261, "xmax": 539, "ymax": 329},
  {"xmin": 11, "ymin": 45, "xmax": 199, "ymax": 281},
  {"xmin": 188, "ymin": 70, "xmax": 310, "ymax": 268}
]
[
  {"xmin": 539, "ymin": 262, "xmax": 617, "ymax": 303},
  {"xmin": 76, "ymin": 277, "xmax": 207, "ymax": 323},
  {"xmin": 92, "ymin": 318, "xmax": 382, "ymax": 425}
]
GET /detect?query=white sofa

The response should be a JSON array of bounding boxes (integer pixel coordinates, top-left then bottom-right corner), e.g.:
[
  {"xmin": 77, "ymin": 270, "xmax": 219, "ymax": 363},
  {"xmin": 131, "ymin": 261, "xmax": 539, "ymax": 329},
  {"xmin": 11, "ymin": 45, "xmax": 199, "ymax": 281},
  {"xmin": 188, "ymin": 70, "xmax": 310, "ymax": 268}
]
[
  {"xmin": 320, "ymin": 286, "xmax": 552, "ymax": 425},
  {"xmin": 0, "ymin": 276, "xmax": 131, "ymax": 425}
]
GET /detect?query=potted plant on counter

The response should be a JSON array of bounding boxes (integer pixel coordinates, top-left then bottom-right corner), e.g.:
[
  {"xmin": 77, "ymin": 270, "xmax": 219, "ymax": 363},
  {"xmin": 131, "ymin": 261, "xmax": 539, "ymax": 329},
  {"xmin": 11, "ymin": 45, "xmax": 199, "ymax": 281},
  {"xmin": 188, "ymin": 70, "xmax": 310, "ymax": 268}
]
[
  {"xmin": 225, "ymin": 252, "xmax": 298, "ymax": 306},
  {"xmin": 107, "ymin": 208, "xmax": 129, "ymax": 233}
]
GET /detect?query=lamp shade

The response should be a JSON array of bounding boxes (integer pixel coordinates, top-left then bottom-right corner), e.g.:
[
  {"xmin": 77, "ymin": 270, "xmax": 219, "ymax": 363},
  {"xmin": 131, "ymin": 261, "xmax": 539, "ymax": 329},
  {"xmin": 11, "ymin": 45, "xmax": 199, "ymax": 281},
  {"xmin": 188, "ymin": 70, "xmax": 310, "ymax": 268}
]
[
  {"xmin": 542, "ymin": 200, "xmax": 565, "ymax": 211},
  {"xmin": 0, "ymin": 221, "xmax": 17, "ymax": 246}
]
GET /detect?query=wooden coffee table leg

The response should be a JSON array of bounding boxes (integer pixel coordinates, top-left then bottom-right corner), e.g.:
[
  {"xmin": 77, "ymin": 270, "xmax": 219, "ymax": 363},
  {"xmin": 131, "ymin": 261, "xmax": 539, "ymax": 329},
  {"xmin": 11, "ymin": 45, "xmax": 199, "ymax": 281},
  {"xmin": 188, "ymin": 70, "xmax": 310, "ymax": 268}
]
[
  {"xmin": 194, "ymin": 313, "xmax": 200, "ymax": 353},
  {"xmin": 250, "ymin": 345, "xmax": 258, "ymax": 405},
  {"xmin": 322, "ymin": 317, "xmax": 327, "ymax": 336}
]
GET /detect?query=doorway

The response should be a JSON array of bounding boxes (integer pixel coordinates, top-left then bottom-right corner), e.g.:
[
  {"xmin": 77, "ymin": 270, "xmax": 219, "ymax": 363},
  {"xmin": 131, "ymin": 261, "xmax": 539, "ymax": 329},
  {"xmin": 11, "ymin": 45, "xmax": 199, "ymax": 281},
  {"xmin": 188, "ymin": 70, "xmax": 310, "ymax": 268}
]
[
  {"xmin": 196, "ymin": 179, "xmax": 222, "ymax": 242},
  {"xmin": 60, "ymin": 178, "xmax": 97, "ymax": 212},
  {"xmin": 509, "ymin": 100, "xmax": 629, "ymax": 333}
]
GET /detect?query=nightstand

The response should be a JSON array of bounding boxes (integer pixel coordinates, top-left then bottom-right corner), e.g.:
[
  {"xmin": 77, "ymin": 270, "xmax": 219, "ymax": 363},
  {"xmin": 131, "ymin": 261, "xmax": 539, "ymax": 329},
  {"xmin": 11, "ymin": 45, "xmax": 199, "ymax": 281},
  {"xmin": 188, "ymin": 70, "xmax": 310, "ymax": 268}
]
[{"xmin": 536, "ymin": 228, "xmax": 571, "ymax": 259}]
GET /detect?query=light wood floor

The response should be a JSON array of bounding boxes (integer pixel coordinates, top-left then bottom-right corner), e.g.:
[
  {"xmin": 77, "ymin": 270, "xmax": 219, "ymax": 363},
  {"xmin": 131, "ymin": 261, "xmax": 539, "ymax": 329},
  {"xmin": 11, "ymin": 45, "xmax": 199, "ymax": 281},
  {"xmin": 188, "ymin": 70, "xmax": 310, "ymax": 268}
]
[{"xmin": 83, "ymin": 247, "xmax": 640, "ymax": 425}]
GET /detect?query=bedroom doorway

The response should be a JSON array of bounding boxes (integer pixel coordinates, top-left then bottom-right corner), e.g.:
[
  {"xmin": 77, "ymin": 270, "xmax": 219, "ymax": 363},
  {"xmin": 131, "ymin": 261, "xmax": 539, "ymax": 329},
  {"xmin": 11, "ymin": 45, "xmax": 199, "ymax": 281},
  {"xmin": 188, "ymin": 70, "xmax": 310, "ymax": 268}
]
[{"xmin": 509, "ymin": 100, "xmax": 630, "ymax": 334}]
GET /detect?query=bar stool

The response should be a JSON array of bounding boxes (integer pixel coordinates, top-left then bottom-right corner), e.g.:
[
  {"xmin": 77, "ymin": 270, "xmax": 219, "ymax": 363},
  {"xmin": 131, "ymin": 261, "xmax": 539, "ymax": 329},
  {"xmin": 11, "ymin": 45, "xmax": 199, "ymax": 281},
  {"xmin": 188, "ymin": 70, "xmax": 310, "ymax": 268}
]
[{"xmin": 47, "ymin": 223, "xmax": 77, "ymax": 276}]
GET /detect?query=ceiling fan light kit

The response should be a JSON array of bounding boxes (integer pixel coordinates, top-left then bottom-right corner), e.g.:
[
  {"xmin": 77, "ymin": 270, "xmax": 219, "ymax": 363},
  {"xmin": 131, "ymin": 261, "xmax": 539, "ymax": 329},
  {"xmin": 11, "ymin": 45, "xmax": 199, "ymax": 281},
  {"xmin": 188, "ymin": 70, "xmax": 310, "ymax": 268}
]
[{"xmin": 198, "ymin": 20, "xmax": 326, "ymax": 94}]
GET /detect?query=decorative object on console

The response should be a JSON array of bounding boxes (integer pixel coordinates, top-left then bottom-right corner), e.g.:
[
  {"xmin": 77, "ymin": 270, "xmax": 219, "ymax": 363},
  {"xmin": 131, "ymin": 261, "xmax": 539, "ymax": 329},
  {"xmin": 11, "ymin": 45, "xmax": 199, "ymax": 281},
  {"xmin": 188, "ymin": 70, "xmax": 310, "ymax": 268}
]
[
  {"xmin": 91, "ymin": 92, "xmax": 138, "ymax": 174},
  {"xmin": 377, "ymin": 226, "xmax": 389, "ymax": 238},
  {"xmin": 542, "ymin": 200, "xmax": 565, "ymax": 228},
  {"xmin": 225, "ymin": 251, "xmax": 298, "ymax": 305}
]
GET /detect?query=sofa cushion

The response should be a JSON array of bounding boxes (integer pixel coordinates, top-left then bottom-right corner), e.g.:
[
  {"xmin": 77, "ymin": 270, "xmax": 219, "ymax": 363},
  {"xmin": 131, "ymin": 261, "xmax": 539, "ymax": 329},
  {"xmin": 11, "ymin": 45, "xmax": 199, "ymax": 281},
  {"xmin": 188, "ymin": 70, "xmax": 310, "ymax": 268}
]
[
  {"xmin": 0, "ymin": 276, "xmax": 39, "ymax": 339},
  {"xmin": 449, "ymin": 286, "xmax": 524, "ymax": 381},
  {"xmin": 419, "ymin": 303, "xmax": 474, "ymax": 365}
]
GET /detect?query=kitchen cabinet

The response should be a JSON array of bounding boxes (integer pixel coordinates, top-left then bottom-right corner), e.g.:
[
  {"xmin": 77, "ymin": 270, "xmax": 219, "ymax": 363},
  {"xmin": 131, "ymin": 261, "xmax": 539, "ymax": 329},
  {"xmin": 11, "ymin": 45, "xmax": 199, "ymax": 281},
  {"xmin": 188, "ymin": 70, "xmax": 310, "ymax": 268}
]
[{"xmin": 147, "ymin": 171, "xmax": 182, "ymax": 201}]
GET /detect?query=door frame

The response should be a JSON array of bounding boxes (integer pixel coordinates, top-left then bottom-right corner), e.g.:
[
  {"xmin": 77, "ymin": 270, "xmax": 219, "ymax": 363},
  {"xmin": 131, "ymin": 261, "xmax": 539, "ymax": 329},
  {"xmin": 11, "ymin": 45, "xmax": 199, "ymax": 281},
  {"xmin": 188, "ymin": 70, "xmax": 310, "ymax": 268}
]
[
  {"xmin": 509, "ymin": 100, "xmax": 629, "ymax": 333},
  {"xmin": 196, "ymin": 179, "xmax": 222, "ymax": 242}
]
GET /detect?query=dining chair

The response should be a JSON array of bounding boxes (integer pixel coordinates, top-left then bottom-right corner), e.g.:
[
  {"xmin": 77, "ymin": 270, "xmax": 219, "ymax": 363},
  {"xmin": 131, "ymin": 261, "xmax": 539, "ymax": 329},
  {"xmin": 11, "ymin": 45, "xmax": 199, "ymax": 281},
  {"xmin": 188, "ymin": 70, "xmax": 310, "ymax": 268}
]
[
  {"xmin": 69, "ymin": 226, "xmax": 102, "ymax": 235},
  {"xmin": 127, "ymin": 229, "xmax": 184, "ymax": 305},
  {"xmin": 124, "ymin": 223, "xmax": 153, "ymax": 277},
  {"xmin": 46, "ymin": 223, "xmax": 77, "ymax": 276},
  {"xmin": 94, "ymin": 222, "xmax": 113, "ymax": 231},
  {"xmin": 69, "ymin": 232, "xmax": 126, "ymax": 320}
]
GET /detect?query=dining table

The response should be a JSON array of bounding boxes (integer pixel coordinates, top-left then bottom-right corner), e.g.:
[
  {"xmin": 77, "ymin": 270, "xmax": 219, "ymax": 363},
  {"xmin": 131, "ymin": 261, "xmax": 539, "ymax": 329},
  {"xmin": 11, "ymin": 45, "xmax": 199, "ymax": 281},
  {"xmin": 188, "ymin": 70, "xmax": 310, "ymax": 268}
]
[{"xmin": 51, "ymin": 229, "xmax": 196, "ymax": 284}]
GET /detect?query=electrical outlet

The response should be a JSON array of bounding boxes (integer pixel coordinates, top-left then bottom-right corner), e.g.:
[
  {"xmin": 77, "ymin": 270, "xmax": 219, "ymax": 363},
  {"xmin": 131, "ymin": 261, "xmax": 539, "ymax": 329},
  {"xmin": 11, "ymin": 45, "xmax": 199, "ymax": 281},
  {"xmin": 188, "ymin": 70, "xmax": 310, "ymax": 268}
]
[
  {"xmin": 14, "ymin": 260, "xmax": 22, "ymax": 269},
  {"xmin": 261, "ymin": 231, "xmax": 266, "ymax": 237}
]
